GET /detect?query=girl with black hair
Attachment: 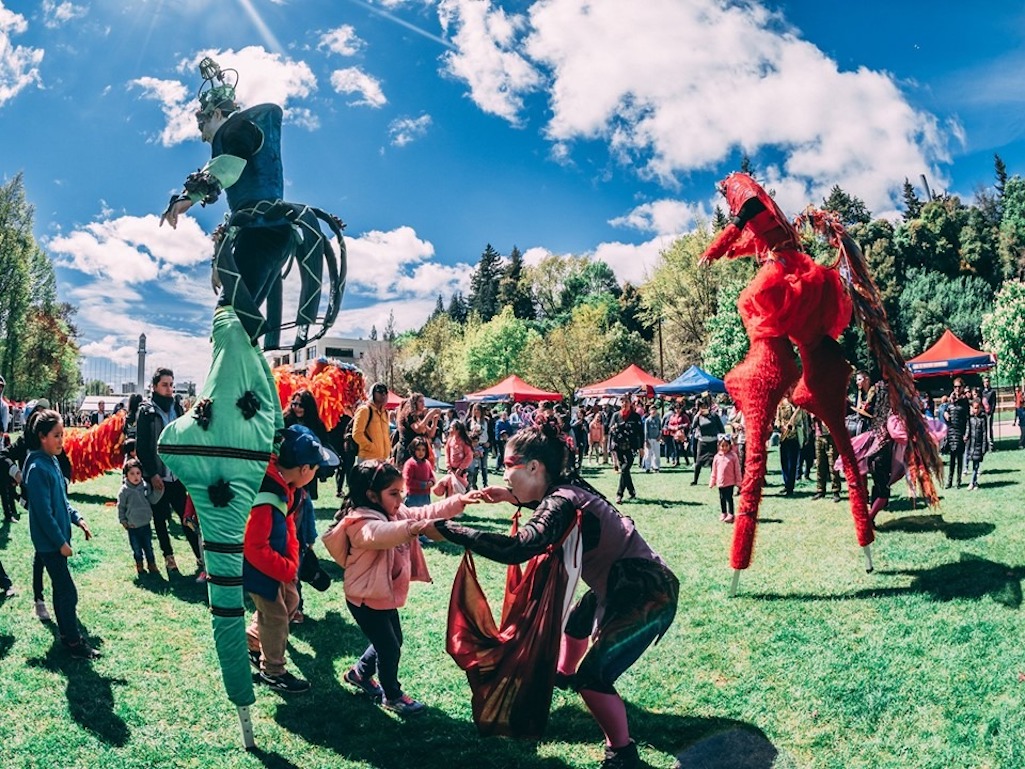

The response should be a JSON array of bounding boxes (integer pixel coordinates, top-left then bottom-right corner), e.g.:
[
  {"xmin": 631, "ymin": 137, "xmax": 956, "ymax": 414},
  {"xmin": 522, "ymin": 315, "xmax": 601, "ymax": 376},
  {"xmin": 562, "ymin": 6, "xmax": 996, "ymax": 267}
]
[
  {"xmin": 424, "ymin": 421, "xmax": 678, "ymax": 769},
  {"xmin": 323, "ymin": 460, "xmax": 480, "ymax": 716},
  {"xmin": 24, "ymin": 410, "xmax": 99, "ymax": 659}
]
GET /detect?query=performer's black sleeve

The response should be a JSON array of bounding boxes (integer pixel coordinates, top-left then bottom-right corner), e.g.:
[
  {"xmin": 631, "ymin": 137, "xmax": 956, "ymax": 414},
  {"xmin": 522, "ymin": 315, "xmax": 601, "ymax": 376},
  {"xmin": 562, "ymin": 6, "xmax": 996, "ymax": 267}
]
[
  {"xmin": 0, "ymin": 437, "xmax": 27, "ymax": 477},
  {"xmin": 220, "ymin": 118, "xmax": 263, "ymax": 160},
  {"xmin": 435, "ymin": 494, "xmax": 576, "ymax": 564}
]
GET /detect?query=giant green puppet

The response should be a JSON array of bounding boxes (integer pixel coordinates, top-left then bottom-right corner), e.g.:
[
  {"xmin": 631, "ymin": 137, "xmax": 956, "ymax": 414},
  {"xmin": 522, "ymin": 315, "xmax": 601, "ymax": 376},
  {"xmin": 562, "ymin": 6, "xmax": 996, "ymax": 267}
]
[{"xmin": 156, "ymin": 57, "xmax": 346, "ymax": 748}]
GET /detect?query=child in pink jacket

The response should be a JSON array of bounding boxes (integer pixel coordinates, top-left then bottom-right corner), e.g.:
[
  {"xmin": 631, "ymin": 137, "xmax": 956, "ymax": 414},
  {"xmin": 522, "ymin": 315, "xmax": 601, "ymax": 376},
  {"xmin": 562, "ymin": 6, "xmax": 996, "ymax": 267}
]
[
  {"xmin": 322, "ymin": 460, "xmax": 479, "ymax": 716},
  {"xmin": 709, "ymin": 434, "xmax": 742, "ymax": 523}
]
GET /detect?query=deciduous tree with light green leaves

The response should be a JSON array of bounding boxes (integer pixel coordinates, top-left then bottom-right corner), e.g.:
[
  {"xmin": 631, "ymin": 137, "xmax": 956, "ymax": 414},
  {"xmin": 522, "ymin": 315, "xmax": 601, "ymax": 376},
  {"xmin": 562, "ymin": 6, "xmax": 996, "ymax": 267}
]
[
  {"xmin": 702, "ymin": 280, "xmax": 748, "ymax": 379},
  {"xmin": 896, "ymin": 268, "xmax": 993, "ymax": 357},
  {"xmin": 462, "ymin": 307, "xmax": 540, "ymax": 391},
  {"xmin": 981, "ymin": 280, "xmax": 1025, "ymax": 386}
]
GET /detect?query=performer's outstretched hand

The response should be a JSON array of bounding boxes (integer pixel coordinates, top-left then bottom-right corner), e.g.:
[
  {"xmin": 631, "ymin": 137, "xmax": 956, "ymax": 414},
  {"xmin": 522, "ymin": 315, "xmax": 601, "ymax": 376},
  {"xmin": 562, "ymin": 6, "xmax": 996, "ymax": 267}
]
[
  {"xmin": 480, "ymin": 486, "xmax": 517, "ymax": 505},
  {"xmin": 459, "ymin": 490, "xmax": 485, "ymax": 505},
  {"xmin": 160, "ymin": 198, "xmax": 193, "ymax": 229}
]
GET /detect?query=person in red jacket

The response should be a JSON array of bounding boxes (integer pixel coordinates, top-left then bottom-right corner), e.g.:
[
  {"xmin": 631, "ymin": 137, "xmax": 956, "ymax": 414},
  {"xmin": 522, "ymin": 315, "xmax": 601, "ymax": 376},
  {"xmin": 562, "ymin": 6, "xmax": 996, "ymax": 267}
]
[{"xmin": 244, "ymin": 425, "xmax": 338, "ymax": 694}]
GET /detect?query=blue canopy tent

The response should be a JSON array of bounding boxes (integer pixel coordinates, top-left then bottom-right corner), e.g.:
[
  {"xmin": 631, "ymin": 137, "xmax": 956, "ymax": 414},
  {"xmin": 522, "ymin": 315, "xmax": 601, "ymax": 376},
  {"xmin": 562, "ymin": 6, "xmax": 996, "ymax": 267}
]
[
  {"xmin": 654, "ymin": 365, "xmax": 727, "ymax": 396},
  {"xmin": 423, "ymin": 396, "xmax": 454, "ymax": 409}
]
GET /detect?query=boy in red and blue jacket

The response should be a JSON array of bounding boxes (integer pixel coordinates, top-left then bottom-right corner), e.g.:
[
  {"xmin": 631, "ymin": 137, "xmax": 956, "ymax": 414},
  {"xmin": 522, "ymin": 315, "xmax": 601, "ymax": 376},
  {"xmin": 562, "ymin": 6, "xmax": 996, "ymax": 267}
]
[{"xmin": 245, "ymin": 425, "xmax": 338, "ymax": 694}]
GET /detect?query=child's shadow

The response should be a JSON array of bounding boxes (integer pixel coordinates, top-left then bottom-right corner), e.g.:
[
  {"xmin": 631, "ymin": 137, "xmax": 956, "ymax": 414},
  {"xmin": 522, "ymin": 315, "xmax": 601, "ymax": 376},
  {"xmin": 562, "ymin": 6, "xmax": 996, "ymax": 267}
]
[
  {"xmin": 875, "ymin": 514, "xmax": 996, "ymax": 541},
  {"xmin": 68, "ymin": 491, "xmax": 115, "ymax": 506},
  {"xmin": 0, "ymin": 633, "xmax": 13, "ymax": 660},
  {"xmin": 276, "ymin": 610, "xmax": 572, "ymax": 768},
  {"xmin": 133, "ymin": 571, "xmax": 210, "ymax": 605},
  {"xmin": 26, "ymin": 629, "xmax": 130, "ymax": 747}
]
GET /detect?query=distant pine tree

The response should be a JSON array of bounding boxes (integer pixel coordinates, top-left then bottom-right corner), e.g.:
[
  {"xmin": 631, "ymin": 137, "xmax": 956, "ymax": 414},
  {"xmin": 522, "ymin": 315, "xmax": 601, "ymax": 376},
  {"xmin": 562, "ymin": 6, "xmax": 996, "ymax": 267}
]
[
  {"xmin": 995, "ymin": 153, "xmax": 1008, "ymax": 215},
  {"xmin": 821, "ymin": 184, "xmax": 871, "ymax": 226},
  {"xmin": 712, "ymin": 205, "xmax": 729, "ymax": 232},
  {"xmin": 468, "ymin": 243, "xmax": 502, "ymax": 321},
  {"xmin": 498, "ymin": 245, "xmax": 535, "ymax": 319},
  {"xmin": 902, "ymin": 178, "xmax": 923, "ymax": 221},
  {"xmin": 448, "ymin": 291, "xmax": 469, "ymax": 324}
]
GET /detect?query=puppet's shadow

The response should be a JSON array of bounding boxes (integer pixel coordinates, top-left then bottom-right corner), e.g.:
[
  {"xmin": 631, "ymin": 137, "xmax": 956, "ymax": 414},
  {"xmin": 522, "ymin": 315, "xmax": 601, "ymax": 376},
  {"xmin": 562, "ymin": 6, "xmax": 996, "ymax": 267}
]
[
  {"xmin": 26, "ymin": 629, "xmax": 129, "ymax": 746},
  {"xmin": 875, "ymin": 514, "xmax": 995, "ymax": 541},
  {"xmin": 68, "ymin": 491, "xmax": 116, "ymax": 506},
  {"xmin": 133, "ymin": 570, "xmax": 210, "ymax": 605},
  {"xmin": 750, "ymin": 553, "xmax": 1022, "ymax": 608},
  {"xmin": 547, "ymin": 703, "xmax": 786, "ymax": 769},
  {"xmin": 0, "ymin": 633, "xmax": 13, "ymax": 660}
]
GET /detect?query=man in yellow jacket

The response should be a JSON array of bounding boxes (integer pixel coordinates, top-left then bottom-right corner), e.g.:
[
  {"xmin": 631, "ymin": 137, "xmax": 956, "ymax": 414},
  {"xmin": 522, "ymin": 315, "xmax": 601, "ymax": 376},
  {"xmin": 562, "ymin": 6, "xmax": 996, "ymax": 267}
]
[{"xmin": 352, "ymin": 383, "xmax": 392, "ymax": 461}]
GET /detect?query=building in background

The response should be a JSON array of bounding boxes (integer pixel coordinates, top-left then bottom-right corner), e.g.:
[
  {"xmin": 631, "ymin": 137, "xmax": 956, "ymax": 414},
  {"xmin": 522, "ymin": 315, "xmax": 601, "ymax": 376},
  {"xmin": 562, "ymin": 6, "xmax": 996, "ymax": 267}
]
[{"xmin": 267, "ymin": 335, "xmax": 393, "ymax": 387}]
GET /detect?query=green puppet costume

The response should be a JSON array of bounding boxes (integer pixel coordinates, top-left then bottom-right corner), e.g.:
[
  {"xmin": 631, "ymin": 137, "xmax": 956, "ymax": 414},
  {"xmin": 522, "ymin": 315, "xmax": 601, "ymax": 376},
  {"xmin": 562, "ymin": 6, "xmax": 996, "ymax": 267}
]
[{"xmin": 158, "ymin": 306, "xmax": 283, "ymax": 748}]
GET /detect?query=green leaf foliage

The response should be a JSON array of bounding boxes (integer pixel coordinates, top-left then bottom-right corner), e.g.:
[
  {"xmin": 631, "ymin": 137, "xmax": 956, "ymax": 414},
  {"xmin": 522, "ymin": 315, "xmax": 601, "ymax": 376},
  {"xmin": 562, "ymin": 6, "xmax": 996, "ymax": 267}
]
[
  {"xmin": 981, "ymin": 280, "xmax": 1025, "ymax": 386},
  {"xmin": 896, "ymin": 268, "xmax": 994, "ymax": 358}
]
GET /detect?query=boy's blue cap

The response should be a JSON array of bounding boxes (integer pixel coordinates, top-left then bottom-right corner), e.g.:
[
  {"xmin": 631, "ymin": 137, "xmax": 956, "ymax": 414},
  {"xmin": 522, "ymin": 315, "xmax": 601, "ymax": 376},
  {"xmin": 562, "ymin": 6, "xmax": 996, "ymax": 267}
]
[{"xmin": 279, "ymin": 425, "xmax": 339, "ymax": 469}]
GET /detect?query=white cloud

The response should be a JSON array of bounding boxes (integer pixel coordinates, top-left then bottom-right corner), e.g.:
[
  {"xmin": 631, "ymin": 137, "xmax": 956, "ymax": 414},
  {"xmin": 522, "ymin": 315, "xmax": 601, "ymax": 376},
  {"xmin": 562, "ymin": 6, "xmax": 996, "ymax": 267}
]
[
  {"xmin": 329, "ymin": 298, "xmax": 440, "ymax": 340},
  {"xmin": 522, "ymin": 236, "xmax": 671, "ymax": 286},
  {"xmin": 0, "ymin": 3, "xmax": 43, "ymax": 107},
  {"xmin": 41, "ymin": 0, "xmax": 87, "ymax": 28},
  {"xmin": 346, "ymin": 226, "xmax": 471, "ymax": 300},
  {"xmin": 610, "ymin": 199, "xmax": 707, "ymax": 236},
  {"xmin": 330, "ymin": 67, "xmax": 386, "ymax": 108},
  {"xmin": 437, "ymin": 0, "xmax": 543, "ymax": 123},
  {"xmin": 48, "ymin": 213, "xmax": 213, "ymax": 283},
  {"xmin": 135, "ymin": 46, "xmax": 318, "ymax": 146},
  {"xmin": 389, "ymin": 114, "xmax": 432, "ymax": 146},
  {"xmin": 436, "ymin": 0, "xmax": 951, "ymax": 214},
  {"xmin": 318, "ymin": 25, "xmax": 364, "ymax": 56}
]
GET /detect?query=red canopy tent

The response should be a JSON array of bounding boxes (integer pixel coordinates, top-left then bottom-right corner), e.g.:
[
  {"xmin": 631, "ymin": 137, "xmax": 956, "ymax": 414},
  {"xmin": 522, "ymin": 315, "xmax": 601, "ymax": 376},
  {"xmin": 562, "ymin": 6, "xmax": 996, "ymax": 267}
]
[
  {"xmin": 383, "ymin": 390, "xmax": 403, "ymax": 409},
  {"xmin": 575, "ymin": 364, "xmax": 667, "ymax": 398},
  {"xmin": 906, "ymin": 330, "xmax": 996, "ymax": 379},
  {"xmin": 464, "ymin": 375, "xmax": 563, "ymax": 403}
]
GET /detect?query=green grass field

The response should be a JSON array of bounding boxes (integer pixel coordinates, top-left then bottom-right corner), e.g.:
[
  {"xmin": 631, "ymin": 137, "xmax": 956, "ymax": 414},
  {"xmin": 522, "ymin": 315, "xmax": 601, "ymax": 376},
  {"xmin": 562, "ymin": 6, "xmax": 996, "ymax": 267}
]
[{"xmin": 1, "ymin": 444, "xmax": 1024, "ymax": 769}]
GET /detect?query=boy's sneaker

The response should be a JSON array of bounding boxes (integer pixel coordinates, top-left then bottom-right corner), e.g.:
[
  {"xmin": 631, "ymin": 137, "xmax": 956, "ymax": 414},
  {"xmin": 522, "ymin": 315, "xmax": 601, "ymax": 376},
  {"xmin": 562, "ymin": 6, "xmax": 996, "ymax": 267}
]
[
  {"xmin": 34, "ymin": 600, "xmax": 51, "ymax": 622},
  {"xmin": 248, "ymin": 648, "xmax": 262, "ymax": 670},
  {"xmin": 602, "ymin": 740, "xmax": 639, "ymax": 769},
  {"xmin": 343, "ymin": 667, "xmax": 384, "ymax": 700},
  {"xmin": 382, "ymin": 694, "xmax": 426, "ymax": 716},
  {"xmin": 67, "ymin": 642, "xmax": 102, "ymax": 660},
  {"xmin": 165, "ymin": 555, "xmax": 178, "ymax": 572},
  {"xmin": 256, "ymin": 670, "xmax": 311, "ymax": 694}
]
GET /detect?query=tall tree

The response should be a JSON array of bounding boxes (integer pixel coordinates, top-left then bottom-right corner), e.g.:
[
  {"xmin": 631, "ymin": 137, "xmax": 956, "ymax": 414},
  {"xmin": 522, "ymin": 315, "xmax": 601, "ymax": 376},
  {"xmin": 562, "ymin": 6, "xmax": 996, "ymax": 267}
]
[
  {"xmin": 429, "ymin": 294, "xmax": 445, "ymax": 322},
  {"xmin": 895, "ymin": 269, "xmax": 993, "ymax": 357},
  {"xmin": 368, "ymin": 324, "xmax": 378, "ymax": 341},
  {"xmin": 702, "ymin": 280, "xmax": 748, "ymax": 378},
  {"xmin": 821, "ymin": 184, "xmax": 871, "ymax": 226},
  {"xmin": 959, "ymin": 206, "xmax": 1001, "ymax": 287},
  {"xmin": 995, "ymin": 154, "xmax": 1008, "ymax": 207},
  {"xmin": 998, "ymin": 176, "xmax": 1025, "ymax": 281},
  {"xmin": 497, "ymin": 245, "xmax": 535, "ymax": 320},
  {"xmin": 468, "ymin": 243, "xmax": 502, "ymax": 321},
  {"xmin": 461, "ymin": 307, "xmax": 539, "ymax": 390},
  {"xmin": 447, "ymin": 291, "xmax": 469, "ymax": 324},
  {"xmin": 712, "ymin": 205, "xmax": 729, "ymax": 232},
  {"xmin": 902, "ymin": 178, "xmax": 923, "ymax": 222}
]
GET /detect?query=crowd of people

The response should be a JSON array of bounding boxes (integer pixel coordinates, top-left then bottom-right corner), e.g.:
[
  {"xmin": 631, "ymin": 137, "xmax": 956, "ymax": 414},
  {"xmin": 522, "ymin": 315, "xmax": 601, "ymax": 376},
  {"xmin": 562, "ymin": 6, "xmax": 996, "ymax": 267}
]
[{"xmin": 0, "ymin": 366, "xmax": 1020, "ymax": 768}]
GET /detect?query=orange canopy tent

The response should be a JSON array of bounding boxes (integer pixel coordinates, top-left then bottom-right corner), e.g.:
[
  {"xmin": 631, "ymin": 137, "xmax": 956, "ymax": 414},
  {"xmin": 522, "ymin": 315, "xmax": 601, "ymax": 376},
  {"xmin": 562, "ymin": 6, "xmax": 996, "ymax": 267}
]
[
  {"xmin": 575, "ymin": 364, "xmax": 667, "ymax": 398},
  {"xmin": 464, "ymin": 375, "xmax": 563, "ymax": 403},
  {"xmin": 906, "ymin": 330, "xmax": 996, "ymax": 378}
]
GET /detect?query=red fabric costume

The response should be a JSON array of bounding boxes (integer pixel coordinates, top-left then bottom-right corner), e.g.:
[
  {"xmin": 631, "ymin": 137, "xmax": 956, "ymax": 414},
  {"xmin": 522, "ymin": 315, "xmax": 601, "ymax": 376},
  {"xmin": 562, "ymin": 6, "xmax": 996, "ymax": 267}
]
[{"xmin": 701, "ymin": 173, "xmax": 941, "ymax": 571}]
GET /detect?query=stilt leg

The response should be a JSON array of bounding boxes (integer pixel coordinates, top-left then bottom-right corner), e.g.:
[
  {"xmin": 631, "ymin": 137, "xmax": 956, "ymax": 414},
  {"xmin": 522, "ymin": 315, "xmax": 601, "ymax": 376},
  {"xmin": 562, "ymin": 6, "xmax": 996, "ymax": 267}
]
[
  {"xmin": 730, "ymin": 569, "xmax": 741, "ymax": 597},
  {"xmin": 793, "ymin": 338, "xmax": 873, "ymax": 550},
  {"xmin": 238, "ymin": 705, "xmax": 255, "ymax": 750},
  {"xmin": 726, "ymin": 336, "xmax": 799, "ymax": 571}
]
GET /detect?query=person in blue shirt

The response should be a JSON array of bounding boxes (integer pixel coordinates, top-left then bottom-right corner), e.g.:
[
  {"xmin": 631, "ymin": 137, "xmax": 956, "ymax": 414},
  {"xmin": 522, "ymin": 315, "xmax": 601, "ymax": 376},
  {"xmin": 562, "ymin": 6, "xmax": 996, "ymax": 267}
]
[
  {"xmin": 493, "ymin": 409, "xmax": 513, "ymax": 472},
  {"xmin": 24, "ymin": 409, "xmax": 98, "ymax": 659}
]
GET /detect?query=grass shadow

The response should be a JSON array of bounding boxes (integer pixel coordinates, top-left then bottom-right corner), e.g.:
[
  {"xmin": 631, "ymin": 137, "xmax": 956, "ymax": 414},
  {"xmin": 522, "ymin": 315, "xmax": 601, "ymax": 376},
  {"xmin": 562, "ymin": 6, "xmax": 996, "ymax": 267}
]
[
  {"xmin": 749, "ymin": 553, "xmax": 1022, "ymax": 608},
  {"xmin": 0, "ymin": 632, "xmax": 13, "ymax": 660},
  {"xmin": 275, "ymin": 610, "xmax": 572, "ymax": 769},
  {"xmin": 0, "ymin": 518, "xmax": 11, "ymax": 548},
  {"xmin": 68, "ymin": 491, "xmax": 115, "ymax": 506},
  {"xmin": 26, "ymin": 631, "xmax": 130, "ymax": 747},
  {"xmin": 972, "ymin": 480, "xmax": 1019, "ymax": 489},
  {"xmin": 546, "ymin": 702, "xmax": 783, "ymax": 769},
  {"xmin": 246, "ymin": 747, "xmax": 302, "ymax": 769},
  {"xmin": 875, "ymin": 514, "xmax": 996, "ymax": 541},
  {"xmin": 133, "ymin": 570, "xmax": 210, "ymax": 605}
]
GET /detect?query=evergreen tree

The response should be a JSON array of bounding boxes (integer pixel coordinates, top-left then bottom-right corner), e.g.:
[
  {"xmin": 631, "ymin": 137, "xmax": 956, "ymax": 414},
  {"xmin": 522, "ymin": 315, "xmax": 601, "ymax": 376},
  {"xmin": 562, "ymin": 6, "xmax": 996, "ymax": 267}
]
[
  {"xmin": 369, "ymin": 324, "xmax": 378, "ymax": 341},
  {"xmin": 739, "ymin": 154, "xmax": 755, "ymax": 177},
  {"xmin": 497, "ymin": 245, "xmax": 535, "ymax": 320},
  {"xmin": 821, "ymin": 184, "xmax": 871, "ymax": 226},
  {"xmin": 468, "ymin": 243, "xmax": 502, "ymax": 321},
  {"xmin": 712, "ymin": 205, "xmax": 729, "ymax": 231},
  {"xmin": 995, "ymin": 154, "xmax": 1008, "ymax": 205},
  {"xmin": 430, "ymin": 293, "xmax": 445, "ymax": 321},
  {"xmin": 447, "ymin": 291, "xmax": 469, "ymax": 324},
  {"xmin": 383, "ymin": 310, "xmax": 397, "ymax": 342},
  {"xmin": 902, "ymin": 178, "xmax": 923, "ymax": 221}
]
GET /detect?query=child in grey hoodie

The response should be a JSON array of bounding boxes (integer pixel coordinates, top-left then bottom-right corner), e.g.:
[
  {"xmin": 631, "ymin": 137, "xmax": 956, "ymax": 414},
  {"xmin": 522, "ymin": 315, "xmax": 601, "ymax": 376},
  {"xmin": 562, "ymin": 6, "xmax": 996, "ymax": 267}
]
[{"xmin": 118, "ymin": 458, "xmax": 163, "ymax": 575}]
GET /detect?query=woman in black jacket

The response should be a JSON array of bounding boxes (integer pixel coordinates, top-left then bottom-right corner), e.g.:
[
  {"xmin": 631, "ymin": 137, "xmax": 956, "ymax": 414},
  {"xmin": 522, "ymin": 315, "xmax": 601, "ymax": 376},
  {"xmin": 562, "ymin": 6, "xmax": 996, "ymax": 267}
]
[{"xmin": 943, "ymin": 379, "xmax": 970, "ymax": 489}]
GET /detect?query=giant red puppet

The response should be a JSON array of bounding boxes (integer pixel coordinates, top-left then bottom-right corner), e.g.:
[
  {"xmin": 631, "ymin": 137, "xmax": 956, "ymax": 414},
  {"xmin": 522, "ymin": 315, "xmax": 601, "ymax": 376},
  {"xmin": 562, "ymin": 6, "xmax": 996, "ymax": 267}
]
[{"xmin": 700, "ymin": 173, "xmax": 942, "ymax": 590}]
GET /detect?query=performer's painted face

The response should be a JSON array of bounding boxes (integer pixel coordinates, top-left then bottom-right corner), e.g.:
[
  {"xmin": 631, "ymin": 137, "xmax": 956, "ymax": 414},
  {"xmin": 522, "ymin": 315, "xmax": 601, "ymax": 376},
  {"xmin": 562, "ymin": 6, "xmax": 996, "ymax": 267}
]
[{"xmin": 503, "ymin": 451, "xmax": 544, "ymax": 505}]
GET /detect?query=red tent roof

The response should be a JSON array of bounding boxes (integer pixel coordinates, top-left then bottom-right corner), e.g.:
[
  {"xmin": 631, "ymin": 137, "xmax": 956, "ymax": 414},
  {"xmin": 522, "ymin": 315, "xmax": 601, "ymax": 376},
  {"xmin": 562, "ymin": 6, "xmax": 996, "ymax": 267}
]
[
  {"xmin": 384, "ymin": 390, "xmax": 403, "ymax": 410},
  {"xmin": 576, "ymin": 364, "xmax": 667, "ymax": 398},
  {"xmin": 906, "ymin": 330, "xmax": 996, "ymax": 378},
  {"xmin": 464, "ymin": 375, "xmax": 563, "ymax": 403}
]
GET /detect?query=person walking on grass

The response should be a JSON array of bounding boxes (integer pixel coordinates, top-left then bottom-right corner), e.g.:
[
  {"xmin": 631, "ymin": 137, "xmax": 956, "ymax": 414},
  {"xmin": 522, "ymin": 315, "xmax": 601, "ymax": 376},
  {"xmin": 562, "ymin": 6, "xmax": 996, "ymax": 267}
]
[
  {"xmin": 690, "ymin": 399, "xmax": 724, "ymax": 486},
  {"xmin": 709, "ymin": 434, "xmax": 741, "ymax": 523},
  {"xmin": 117, "ymin": 458, "xmax": 162, "ymax": 576},
  {"xmin": 964, "ymin": 399, "xmax": 990, "ymax": 491},
  {"xmin": 324, "ymin": 460, "xmax": 480, "ymax": 716},
  {"xmin": 24, "ymin": 409, "xmax": 99, "ymax": 660},
  {"xmin": 609, "ymin": 395, "xmax": 643, "ymax": 504},
  {"xmin": 943, "ymin": 378, "xmax": 970, "ymax": 489},
  {"xmin": 981, "ymin": 375, "xmax": 997, "ymax": 450},
  {"xmin": 245, "ymin": 425, "xmax": 338, "ymax": 694},
  {"xmin": 642, "ymin": 405, "xmax": 662, "ymax": 473}
]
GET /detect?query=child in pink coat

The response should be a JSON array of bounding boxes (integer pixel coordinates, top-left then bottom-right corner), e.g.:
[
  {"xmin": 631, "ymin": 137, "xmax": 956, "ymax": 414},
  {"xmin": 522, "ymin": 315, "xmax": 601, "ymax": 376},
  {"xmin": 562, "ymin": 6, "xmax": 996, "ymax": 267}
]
[
  {"xmin": 322, "ymin": 460, "xmax": 479, "ymax": 716},
  {"xmin": 709, "ymin": 434, "xmax": 742, "ymax": 523}
]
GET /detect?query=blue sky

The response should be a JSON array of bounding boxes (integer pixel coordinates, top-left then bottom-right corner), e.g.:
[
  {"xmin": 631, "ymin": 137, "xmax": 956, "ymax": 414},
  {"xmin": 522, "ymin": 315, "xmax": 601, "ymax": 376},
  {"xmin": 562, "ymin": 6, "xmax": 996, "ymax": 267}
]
[{"xmin": 1, "ymin": 0, "xmax": 1023, "ymax": 387}]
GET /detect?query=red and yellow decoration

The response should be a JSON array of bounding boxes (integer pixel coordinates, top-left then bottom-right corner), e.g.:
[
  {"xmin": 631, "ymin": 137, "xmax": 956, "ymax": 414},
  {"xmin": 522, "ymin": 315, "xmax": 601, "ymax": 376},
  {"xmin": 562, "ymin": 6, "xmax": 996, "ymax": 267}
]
[
  {"xmin": 273, "ymin": 359, "xmax": 366, "ymax": 431},
  {"xmin": 64, "ymin": 411, "xmax": 127, "ymax": 483}
]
